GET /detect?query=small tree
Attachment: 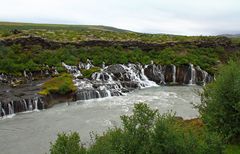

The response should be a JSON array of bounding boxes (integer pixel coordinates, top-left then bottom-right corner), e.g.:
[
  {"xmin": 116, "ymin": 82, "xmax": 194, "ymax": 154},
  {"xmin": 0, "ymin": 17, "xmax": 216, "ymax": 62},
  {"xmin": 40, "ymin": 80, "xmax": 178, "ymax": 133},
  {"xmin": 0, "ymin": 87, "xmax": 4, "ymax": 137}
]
[
  {"xmin": 50, "ymin": 132, "xmax": 86, "ymax": 154},
  {"xmin": 199, "ymin": 60, "xmax": 240, "ymax": 142}
]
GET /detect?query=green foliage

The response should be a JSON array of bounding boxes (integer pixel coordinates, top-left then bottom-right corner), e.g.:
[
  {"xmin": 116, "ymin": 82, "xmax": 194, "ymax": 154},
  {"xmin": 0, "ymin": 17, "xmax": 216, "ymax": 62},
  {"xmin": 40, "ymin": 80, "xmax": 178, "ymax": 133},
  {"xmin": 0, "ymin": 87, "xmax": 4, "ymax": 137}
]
[
  {"xmin": 81, "ymin": 67, "xmax": 101, "ymax": 78},
  {"xmin": 198, "ymin": 60, "xmax": 240, "ymax": 143},
  {"xmin": 89, "ymin": 103, "xmax": 223, "ymax": 154},
  {"xmin": 38, "ymin": 73, "xmax": 76, "ymax": 95},
  {"xmin": 50, "ymin": 103, "xmax": 223, "ymax": 153},
  {"xmin": 225, "ymin": 144, "xmax": 240, "ymax": 154},
  {"xmin": 0, "ymin": 22, "xmax": 239, "ymax": 75},
  {"xmin": 50, "ymin": 132, "xmax": 86, "ymax": 154}
]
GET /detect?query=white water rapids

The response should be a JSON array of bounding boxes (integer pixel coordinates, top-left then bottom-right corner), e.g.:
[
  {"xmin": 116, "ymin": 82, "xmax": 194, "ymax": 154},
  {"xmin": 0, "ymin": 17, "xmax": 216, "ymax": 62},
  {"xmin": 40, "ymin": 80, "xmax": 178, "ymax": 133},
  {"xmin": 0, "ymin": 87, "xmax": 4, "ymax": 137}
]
[{"xmin": 0, "ymin": 86, "xmax": 201, "ymax": 154}]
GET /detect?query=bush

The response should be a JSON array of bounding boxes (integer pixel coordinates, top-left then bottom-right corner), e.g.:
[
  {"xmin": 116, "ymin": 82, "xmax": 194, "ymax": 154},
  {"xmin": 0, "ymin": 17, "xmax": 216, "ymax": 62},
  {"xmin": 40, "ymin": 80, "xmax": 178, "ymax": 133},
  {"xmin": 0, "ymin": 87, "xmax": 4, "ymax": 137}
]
[
  {"xmin": 89, "ymin": 103, "xmax": 223, "ymax": 154},
  {"xmin": 50, "ymin": 132, "xmax": 86, "ymax": 154},
  {"xmin": 198, "ymin": 60, "xmax": 240, "ymax": 143},
  {"xmin": 81, "ymin": 67, "xmax": 101, "ymax": 78},
  {"xmin": 51, "ymin": 103, "xmax": 223, "ymax": 154}
]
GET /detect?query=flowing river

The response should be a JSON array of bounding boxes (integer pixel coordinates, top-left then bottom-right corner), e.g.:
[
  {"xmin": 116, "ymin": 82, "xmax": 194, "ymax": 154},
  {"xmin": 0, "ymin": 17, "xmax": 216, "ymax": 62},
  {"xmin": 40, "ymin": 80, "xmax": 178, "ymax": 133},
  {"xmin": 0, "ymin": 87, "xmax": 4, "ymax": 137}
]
[{"xmin": 0, "ymin": 86, "xmax": 201, "ymax": 154}]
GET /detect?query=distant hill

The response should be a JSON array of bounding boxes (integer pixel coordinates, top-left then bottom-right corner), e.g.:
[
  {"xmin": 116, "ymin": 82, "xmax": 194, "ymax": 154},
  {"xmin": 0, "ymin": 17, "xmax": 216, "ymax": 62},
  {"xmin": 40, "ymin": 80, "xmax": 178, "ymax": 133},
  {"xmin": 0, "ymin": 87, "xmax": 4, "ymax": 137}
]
[
  {"xmin": 219, "ymin": 34, "xmax": 240, "ymax": 38},
  {"xmin": 0, "ymin": 21, "xmax": 132, "ymax": 33}
]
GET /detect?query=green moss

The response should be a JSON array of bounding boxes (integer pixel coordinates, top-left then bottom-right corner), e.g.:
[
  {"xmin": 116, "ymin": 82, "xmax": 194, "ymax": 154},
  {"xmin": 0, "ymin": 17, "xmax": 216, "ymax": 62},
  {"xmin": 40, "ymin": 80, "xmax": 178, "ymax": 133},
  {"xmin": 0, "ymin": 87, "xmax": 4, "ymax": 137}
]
[
  {"xmin": 38, "ymin": 73, "xmax": 76, "ymax": 96},
  {"xmin": 81, "ymin": 67, "xmax": 101, "ymax": 78}
]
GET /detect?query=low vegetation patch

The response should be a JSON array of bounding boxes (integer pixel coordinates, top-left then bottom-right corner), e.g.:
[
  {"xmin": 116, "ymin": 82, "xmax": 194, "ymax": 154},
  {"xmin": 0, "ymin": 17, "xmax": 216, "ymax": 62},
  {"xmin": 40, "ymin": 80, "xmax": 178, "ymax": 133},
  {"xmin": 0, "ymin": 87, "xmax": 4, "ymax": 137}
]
[
  {"xmin": 81, "ymin": 67, "xmax": 101, "ymax": 78},
  {"xmin": 38, "ymin": 73, "xmax": 76, "ymax": 95}
]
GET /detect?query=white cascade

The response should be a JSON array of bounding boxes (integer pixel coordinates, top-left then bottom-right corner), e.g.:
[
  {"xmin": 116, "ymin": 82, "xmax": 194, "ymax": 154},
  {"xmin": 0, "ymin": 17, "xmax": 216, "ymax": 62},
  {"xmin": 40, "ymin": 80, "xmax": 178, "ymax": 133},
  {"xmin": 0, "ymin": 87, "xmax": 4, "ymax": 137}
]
[
  {"xmin": 140, "ymin": 67, "xmax": 158, "ymax": 87},
  {"xmin": 29, "ymin": 100, "xmax": 33, "ymax": 111},
  {"xmin": 62, "ymin": 62, "xmax": 82, "ymax": 78},
  {"xmin": 189, "ymin": 64, "xmax": 196, "ymax": 85},
  {"xmin": 122, "ymin": 64, "xmax": 158, "ymax": 88},
  {"xmin": 34, "ymin": 98, "xmax": 39, "ymax": 111},
  {"xmin": 172, "ymin": 64, "xmax": 176, "ymax": 83},
  {"xmin": 8, "ymin": 102, "xmax": 14, "ymax": 115}
]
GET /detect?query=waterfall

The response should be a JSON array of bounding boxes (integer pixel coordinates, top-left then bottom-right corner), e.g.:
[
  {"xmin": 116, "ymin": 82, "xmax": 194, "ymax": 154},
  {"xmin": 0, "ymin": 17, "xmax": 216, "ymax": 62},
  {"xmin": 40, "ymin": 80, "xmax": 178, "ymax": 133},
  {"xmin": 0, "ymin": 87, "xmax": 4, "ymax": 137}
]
[
  {"xmin": 102, "ymin": 62, "xmax": 105, "ymax": 69},
  {"xmin": 29, "ymin": 99, "xmax": 33, "ymax": 111},
  {"xmin": 8, "ymin": 102, "xmax": 14, "ymax": 115},
  {"xmin": 172, "ymin": 64, "xmax": 176, "ymax": 83},
  {"xmin": 34, "ymin": 98, "xmax": 39, "ymax": 111},
  {"xmin": 189, "ymin": 64, "xmax": 196, "ymax": 85},
  {"xmin": 122, "ymin": 64, "xmax": 158, "ymax": 88},
  {"xmin": 62, "ymin": 62, "xmax": 82, "ymax": 78},
  {"xmin": 23, "ymin": 70, "xmax": 28, "ymax": 78},
  {"xmin": 140, "ymin": 67, "xmax": 158, "ymax": 87}
]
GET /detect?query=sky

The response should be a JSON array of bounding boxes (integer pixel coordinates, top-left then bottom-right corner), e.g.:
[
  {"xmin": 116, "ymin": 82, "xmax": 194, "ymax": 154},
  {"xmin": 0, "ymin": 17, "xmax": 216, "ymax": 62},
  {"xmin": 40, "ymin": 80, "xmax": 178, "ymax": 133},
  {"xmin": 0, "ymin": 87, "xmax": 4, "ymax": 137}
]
[{"xmin": 0, "ymin": 0, "xmax": 240, "ymax": 35}]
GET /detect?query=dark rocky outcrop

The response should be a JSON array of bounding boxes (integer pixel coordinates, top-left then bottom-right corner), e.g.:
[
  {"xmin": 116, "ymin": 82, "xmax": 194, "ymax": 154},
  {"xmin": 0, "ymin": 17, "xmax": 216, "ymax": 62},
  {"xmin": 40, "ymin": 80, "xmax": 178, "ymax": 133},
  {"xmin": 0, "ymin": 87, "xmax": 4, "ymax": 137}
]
[{"xmin": 0, "ymin": 36, "xmax": 236, "ymax": 51}]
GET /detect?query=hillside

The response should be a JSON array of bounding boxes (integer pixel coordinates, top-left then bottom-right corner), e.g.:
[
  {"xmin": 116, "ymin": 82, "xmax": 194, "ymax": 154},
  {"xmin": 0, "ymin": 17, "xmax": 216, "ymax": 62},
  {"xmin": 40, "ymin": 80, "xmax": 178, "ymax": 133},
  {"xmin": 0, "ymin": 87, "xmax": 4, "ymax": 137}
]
[{"xmin": 0, "ymin": 22, "xmax": 239, "ymax": 76}]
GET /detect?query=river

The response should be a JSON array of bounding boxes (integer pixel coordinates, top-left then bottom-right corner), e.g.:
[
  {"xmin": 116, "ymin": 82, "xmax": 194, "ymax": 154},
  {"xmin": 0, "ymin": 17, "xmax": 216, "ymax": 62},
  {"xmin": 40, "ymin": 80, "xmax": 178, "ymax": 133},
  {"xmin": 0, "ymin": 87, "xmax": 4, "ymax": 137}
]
[{"xmin": 0, "ymin": 86, "xmax": 201, "ymax": 154}]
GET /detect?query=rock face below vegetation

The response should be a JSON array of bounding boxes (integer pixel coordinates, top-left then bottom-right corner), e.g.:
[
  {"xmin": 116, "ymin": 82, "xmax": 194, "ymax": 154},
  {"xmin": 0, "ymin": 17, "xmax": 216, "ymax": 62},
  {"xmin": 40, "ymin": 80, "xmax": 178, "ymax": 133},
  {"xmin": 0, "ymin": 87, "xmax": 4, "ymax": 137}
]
[
  {"xmin": 0, "ymin": 62, "xmax": 213, "ymax": 118},
  {"xmin": 0, "ymin": 35, "xmax": 235, "ymax": 51}
]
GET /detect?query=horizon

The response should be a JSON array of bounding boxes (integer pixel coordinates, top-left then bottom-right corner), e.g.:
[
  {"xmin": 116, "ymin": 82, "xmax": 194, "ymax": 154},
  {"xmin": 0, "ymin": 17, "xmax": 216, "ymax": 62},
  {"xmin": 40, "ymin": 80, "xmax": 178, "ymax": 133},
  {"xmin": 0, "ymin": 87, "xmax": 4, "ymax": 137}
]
[{"xmin": 0, "ymin": 0, "xmax": 240, "ymax": 35}]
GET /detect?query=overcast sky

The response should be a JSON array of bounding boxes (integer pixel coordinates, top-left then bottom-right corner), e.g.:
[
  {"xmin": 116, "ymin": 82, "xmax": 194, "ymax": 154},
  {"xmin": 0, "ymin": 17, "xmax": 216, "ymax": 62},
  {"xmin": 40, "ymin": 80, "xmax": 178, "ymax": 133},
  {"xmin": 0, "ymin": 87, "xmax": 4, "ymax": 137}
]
[{"xmin": 0, "ymin": 0, "xmax": 240, "ymax": 35}]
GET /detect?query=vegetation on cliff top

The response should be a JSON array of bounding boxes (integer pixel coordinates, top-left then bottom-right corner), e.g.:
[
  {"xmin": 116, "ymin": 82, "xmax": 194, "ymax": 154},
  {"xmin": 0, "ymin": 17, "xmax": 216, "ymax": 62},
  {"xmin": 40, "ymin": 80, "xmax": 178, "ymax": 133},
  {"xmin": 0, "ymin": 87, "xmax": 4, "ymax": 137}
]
[
  {"xmin": 0, "ymin": 43, "xmax": 232, "ymax": 75},
  {"xmin": 0, "ymin": 22, "xmax": 239, "ymax": 75},
  {"xmin": 38, "ymin": 73, "xmax": 76, "ymax": 96}
]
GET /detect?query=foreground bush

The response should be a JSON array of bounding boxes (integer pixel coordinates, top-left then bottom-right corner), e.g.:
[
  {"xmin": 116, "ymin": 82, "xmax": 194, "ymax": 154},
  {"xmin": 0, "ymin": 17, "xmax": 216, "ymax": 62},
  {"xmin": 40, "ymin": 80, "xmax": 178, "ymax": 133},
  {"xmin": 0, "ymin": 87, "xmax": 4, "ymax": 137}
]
[
  {"xmin": 50, "ymin": 132, "xmax": 86, "ymax": 154},
  {"xmin": 198, "ymin": 61, "xmax": 240, "ymax": 143},
  {"xmin": 50, "ymin": 103, "xmax": 223, "ymax": 154},
  {"xmin": 38, "ymin": 73, "xmax": 76, "ymax": 95}
]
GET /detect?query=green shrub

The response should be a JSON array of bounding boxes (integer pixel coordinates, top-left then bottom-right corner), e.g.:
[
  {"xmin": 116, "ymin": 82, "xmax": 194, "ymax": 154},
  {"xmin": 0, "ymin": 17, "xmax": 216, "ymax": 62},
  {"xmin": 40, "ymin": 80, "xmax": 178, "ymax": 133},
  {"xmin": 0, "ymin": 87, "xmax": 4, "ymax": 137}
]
[
  {"xmin": 38, "ymin": 73, "xmax": 76, "ymax": 95},
  {"xmin": 89, "ymin": 103, "xmax": 223, "ymax": 154},
  {"xmin": 50, "ymin": 103, "xmax": 223, "ymax": 154},
  {"xmin": 198, "ymin": 60, "xmax": 240, "ymax": 143},
  {"xmin": 81, "ymin": 67, "xmax": 101, "ymax": 78},
  {"xmin": 50, "ymin": 132, "xmax": 86, "ymax": 154}
]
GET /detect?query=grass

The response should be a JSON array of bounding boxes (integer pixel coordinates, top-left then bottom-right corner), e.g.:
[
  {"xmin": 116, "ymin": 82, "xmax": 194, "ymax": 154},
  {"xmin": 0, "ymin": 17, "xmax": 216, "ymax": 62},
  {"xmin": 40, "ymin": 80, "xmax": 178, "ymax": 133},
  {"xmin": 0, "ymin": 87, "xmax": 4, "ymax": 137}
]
[
  {"xmin": 38, "ymin": 73, "xmax": 76, "ymax": 95},
  {"xmin": 0, "ymin": 21, "xmax": 222, "ymax": 43},
  {"xmin": 225, "ymin": 145, "xmax": 240, "ymax": 154}
]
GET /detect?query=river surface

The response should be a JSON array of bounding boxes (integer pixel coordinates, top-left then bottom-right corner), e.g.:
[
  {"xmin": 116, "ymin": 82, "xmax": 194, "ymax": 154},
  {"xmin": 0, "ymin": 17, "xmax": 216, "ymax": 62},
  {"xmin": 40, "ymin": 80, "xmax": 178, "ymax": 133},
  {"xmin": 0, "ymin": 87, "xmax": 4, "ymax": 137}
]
[{"xmin": 0, "ymin": 86, "xmax": 201, "ymax": 154}]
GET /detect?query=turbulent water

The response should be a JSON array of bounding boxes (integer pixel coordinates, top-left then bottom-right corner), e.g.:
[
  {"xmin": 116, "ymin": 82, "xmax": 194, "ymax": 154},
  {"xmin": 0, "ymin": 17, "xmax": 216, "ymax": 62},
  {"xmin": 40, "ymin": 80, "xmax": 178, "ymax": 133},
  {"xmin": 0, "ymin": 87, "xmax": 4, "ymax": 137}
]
[{"xmin": 0, "ymin": 86, "xmax": 201, "ymax": 154}]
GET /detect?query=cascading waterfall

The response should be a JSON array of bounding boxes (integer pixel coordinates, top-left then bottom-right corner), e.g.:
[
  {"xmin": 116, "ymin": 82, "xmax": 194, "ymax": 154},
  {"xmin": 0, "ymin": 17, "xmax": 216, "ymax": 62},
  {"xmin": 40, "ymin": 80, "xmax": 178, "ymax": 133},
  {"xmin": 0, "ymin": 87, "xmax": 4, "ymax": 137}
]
[
  {"xmin": 172, "ymin": 64, "xmax": 176, "ymax": 83},
  {"xmin": 29, "ymin": 99, "xmax": 33, "ymax": 111},
  {"xmin": 34, "ymin": 98, "xmax": 39, "ymax": 111},
  {"xmin": 189, "ymin": 64, "xmax": 196, "ymax": 85},
  {"xmin": 122, "ymin": 64, "xmax": 157, "ymax": 88},
  {"xmin": 8, "ymin": 102, "xmax": 14, "ymax": 115},
  {"xmin": 62, "ymin": 62, "xmax": 82, "ymax": 78},
  {"xmin": 140, "ymin": 67, "xmax": 158, "ymax": 87}
]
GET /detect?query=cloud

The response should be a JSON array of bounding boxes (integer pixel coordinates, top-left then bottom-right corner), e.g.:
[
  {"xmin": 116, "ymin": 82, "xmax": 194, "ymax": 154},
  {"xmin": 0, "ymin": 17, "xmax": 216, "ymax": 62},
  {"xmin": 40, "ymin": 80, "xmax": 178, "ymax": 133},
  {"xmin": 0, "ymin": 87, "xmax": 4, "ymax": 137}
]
[{"xmin": 0, "ymin": 0, "xmax": 239, "ymax": 35}]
